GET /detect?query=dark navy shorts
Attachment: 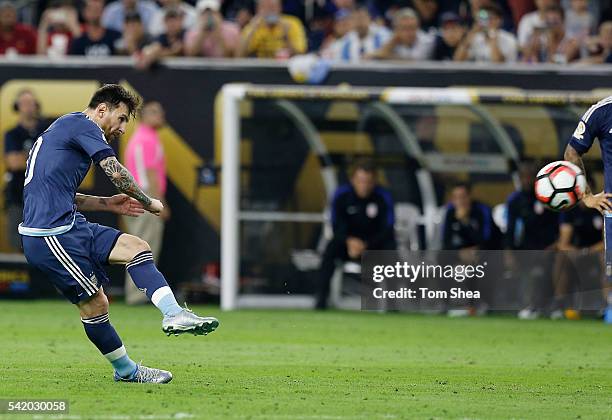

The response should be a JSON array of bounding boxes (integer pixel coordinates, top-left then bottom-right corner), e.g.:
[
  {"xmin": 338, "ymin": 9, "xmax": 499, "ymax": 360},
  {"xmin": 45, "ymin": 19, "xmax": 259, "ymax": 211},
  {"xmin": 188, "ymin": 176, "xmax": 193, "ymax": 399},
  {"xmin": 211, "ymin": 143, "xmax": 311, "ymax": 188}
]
[
  {"xmin": 606, "ymin": 213, "xmax": 612, "ymax": 283},
  {"xmin": 22, "ymin": 213, "xmax": 123, "ymax": 304}
]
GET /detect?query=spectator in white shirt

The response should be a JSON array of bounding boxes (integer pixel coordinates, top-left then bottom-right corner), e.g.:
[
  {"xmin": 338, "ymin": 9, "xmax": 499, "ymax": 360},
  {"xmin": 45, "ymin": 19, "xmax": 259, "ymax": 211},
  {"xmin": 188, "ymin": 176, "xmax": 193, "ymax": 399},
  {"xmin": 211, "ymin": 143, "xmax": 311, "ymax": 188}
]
[
  {"xmin": 564, "ymin": 0, "xmax": 593, "ymax": 42},
  {"xmin": 102, "ymin": 0, "xmax": 159, "ymax": 34},
  {"xmin": 333, "ymin": 5, "xmax": 391, "ymax": 62},
  {"xmin": 149, "ymin": 0, "xmax": 197, "ymax": 37},
  {"xmin": 454, "ymin": 4, "xmax": 518, "ymax": 63},
  {"xmin": 517, "ymin": 0, "xmax": 556, "ymax": 51},
  {"xmin": 368, "ymin": 8, "xmax": 434, "ymax": 61}
]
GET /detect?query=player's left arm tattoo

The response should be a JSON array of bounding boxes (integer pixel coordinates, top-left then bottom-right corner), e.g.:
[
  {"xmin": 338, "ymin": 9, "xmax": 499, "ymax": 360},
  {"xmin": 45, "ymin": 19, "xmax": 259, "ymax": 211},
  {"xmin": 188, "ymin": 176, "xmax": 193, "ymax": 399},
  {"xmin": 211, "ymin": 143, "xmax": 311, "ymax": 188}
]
[
  {"xmin": 98, "ymin": 156, "xmax": 152, "ymax": 206},
  {"xmin": 564, "ymin": 143, "xmax": 612, "ymax": 214},
  {"xmin": 74, "ymin": 193, "xmax": 109, "ymax": 212},
  {"xmin": 564, "ymin": 144, "xmax": 592, "ymax": 196}
]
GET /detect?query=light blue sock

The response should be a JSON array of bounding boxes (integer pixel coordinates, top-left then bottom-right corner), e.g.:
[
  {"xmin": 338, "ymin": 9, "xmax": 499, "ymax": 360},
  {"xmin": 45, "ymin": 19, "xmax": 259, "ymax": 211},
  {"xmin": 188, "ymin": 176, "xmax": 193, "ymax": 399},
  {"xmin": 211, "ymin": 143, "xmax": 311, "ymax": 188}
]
[
  {"xmin": 81, "ymin": 315, "xmax": 138, "ymax": 378},
  {"xmin": 153, "ymin": 286, "xmax": 183, "ymax": 317},
  {"xmin": 127, "ymin": 251, "xmax": 183, "ymax": 317},
  {"xmin": 111, "ymin": 354, "xmax": 138, "ymax": 378}
]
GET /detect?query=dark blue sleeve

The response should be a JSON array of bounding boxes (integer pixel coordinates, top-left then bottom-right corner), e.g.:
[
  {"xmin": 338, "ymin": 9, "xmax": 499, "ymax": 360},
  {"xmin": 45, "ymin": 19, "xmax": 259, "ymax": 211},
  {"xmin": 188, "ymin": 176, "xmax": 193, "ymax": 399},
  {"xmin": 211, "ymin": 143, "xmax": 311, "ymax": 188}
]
[
  {"xmin": 73, "ymin": 127, "xmax": 115, "ymax": 164},
  {"xmin": 377, "ymin": 187, "xmax": 395, "ymax": 227},
  {"xmin": 476, "ymin": 203, "xmax": 493, "ymax": 242},
  {"xmin": 330, "ymin": 188, "xmax": 349, "ymax": 240},
  {"xmin": 441, "ymin": 204, "xmax": 454, "ymax": 250},
  {"xmin": 559, "ymin": 207, "xmax": 575, "ymax": 225},
  {"xmin": 4, "ymin": 130, "xmax": 22, "ymax": 153},
  {"xmin": 568, "ymin": 101, "xmax": 608, "ymax": 155},
  {"xmin": 505, "ymin": 194, "xmax": 518, "ymax": 249},
  {"xmin": 367, "ymin": 187, "xmax": 396, "ymax": 249}
]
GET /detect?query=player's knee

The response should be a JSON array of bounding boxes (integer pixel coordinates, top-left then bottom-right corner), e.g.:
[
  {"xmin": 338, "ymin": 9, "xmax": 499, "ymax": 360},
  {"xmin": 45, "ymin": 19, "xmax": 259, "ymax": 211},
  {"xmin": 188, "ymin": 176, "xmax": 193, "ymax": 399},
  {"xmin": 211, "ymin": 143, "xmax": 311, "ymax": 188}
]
[
  {"xmin": 133, "ymin": 237, "xmax": 151, "ymax": 255},
  {"xmin": 79, "ymin": 290, "xmax": 109, "ymax": 318},
  {"xmin": 126, "ymin": 236, "xmax": 151, "ymax": 260}
]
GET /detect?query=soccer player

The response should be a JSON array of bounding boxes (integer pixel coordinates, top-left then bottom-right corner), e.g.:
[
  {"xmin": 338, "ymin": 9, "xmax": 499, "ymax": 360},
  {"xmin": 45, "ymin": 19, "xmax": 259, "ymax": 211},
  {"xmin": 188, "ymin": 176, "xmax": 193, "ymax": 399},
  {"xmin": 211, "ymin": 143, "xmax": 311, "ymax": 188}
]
[
  {"xmin": 19, "ymin": 84, "xmax": 219, "ymax": 383},
  {"xmin": 564, "ymin": 96, "xmax": 612, "ymax": 322}
]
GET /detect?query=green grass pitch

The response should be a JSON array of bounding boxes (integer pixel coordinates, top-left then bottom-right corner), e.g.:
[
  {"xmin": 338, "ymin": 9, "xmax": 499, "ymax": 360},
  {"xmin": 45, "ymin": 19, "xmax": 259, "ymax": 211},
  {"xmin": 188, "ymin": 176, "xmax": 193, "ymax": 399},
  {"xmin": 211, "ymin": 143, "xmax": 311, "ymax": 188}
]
[{"xmin": 0, "ymin": 301, "xmax": 611, "ymax": 419}]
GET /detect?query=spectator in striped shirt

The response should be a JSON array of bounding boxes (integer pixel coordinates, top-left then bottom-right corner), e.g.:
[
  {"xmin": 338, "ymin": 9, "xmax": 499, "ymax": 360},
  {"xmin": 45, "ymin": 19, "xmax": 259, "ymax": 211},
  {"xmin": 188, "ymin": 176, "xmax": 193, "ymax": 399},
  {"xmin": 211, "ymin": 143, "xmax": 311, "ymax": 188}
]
[{"xmin": 333, "ymin": 5, "xmax": 391, "ymax": 62}]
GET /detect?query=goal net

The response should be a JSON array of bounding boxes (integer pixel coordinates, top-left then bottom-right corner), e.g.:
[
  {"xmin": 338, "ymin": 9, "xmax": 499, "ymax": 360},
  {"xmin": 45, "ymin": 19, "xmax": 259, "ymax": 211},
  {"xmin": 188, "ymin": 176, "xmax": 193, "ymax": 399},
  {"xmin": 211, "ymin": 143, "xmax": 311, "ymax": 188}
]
[{"xmin": 219, "ymin": 84, "xmax": 607, "ymax": 311}]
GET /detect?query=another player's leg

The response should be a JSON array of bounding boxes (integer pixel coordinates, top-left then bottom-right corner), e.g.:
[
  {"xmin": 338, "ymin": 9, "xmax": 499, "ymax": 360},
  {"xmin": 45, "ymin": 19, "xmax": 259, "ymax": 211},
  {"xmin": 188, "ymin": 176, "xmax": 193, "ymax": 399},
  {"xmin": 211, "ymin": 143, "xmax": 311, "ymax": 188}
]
[
  {"xmin": 78, "ymin": 288, "xmax": 172, "ymax": 383},
  {"xmin": 109, "ymin": 233, "xmax": 219, "ymax": 335},
  {"xmin": 604, "ymin": 213, "xmax": 612, "ymax": 323},
  {"xmin": 315, "ymin": 238, "xmax": 348, "ymax": 309}
]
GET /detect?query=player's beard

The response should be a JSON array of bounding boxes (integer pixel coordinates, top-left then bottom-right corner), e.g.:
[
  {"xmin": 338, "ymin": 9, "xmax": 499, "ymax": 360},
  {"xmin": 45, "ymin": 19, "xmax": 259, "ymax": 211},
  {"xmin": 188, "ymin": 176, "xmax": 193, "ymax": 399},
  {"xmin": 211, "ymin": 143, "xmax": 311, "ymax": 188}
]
[{"xmin": 107, "ymin": 131, "xmax": 122, "ymax": 142}]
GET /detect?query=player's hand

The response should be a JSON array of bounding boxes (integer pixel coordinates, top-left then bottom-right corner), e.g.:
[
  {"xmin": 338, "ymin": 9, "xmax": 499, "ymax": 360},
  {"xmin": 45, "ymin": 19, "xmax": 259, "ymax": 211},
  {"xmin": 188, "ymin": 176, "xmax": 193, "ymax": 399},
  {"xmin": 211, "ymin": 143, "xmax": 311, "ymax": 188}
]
[
  {"xmin": 108, "ymin": 194, "xmax": 145, "ymax": 217},
  {"xmin": 582, "ymin": 191, "xmax": 612, "ymax": 214},
  {"xmin": 557, "ymin": 243, "xmax": 577, "ymax": 252},
  {"xmin": 346, "ymin": 237, "xmax": 366, "ymax": 259},
  {"xmin": 160, "ymin": 202, "xmax": 171, "ymax": 221},
  {"xmin": 145, "ymin": 198, "xmax": 164, "ymax": 216}
]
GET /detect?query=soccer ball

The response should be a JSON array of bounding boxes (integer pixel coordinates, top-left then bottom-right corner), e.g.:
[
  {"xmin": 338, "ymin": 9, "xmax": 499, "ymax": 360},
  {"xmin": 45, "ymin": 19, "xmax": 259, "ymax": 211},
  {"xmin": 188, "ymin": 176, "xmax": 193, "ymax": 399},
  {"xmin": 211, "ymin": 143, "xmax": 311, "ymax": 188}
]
[{"xmin": 534, "ymin": 161, "xmax": 587, "ymax": 211}]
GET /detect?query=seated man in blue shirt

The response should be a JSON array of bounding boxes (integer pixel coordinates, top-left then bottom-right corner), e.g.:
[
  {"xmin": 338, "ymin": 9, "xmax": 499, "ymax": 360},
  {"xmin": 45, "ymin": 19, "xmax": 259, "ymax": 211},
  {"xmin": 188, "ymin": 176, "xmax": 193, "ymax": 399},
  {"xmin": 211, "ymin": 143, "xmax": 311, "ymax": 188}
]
[{"xmin": 316, "ymin": 159, "xmax": 396, "ymax": 309}]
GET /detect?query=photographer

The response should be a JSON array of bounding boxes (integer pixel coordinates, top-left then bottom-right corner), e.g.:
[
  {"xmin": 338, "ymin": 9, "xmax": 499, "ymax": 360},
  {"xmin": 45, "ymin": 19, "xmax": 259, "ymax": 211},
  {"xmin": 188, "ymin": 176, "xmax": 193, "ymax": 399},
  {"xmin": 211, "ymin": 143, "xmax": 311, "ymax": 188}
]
[
  {"xmin": 453, "ymin": 4, "xmax": 517, "ymax": 63},
  {"xmin": 184, "ymin": 0, "xmax": 240, "ymax": 58},
  {"xmin": 36, "ymin": 0, "xmax": 81, "ymax": 56},
  {"xmin": 522, "ymin": 5, "xmax": 579, "ymax": 64},
  {"xmin": 134, "ymin": 7, "xmax": 186, "ymax": 69}
]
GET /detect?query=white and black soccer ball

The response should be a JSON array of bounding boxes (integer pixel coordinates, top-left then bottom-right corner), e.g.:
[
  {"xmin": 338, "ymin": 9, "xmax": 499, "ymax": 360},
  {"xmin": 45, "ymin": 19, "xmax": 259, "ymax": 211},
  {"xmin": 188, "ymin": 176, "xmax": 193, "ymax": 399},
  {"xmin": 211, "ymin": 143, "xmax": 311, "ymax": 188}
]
[{"xmin": 534, "ymin": 161, "xmax": 587, "ymax": 211}]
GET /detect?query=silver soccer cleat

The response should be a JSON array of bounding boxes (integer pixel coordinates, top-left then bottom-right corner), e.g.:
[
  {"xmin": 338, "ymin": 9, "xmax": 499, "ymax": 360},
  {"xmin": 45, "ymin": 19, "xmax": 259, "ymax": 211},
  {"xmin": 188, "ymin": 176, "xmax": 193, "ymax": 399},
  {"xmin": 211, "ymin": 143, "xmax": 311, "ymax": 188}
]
[
  {"xmin": 162, "ymin": 306, "xmax": 219, "ymax": 336},
  {"xmin": 114, "ymin": 364, "xmax": 173, "ymax": 384}
]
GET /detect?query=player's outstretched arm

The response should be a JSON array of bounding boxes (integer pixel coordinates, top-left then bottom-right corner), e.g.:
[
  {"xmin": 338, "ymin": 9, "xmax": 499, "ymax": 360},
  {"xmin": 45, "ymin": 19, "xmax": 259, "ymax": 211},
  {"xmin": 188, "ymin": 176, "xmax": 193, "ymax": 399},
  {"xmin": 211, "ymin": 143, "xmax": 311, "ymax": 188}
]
[
  {"xmin": 98, "ymin": 156, "xmax": 163, "ymax": 215},
  {"xmin": 564, "ymin": 143, "xmax": 612, "ymax": 213},
  {"xmin": 74, "ymin": 193, "xmax": 145, "ymax": 216},
  {"xmin": 564, "ymin": 144, "xmax": 591, "ymax": 195}
]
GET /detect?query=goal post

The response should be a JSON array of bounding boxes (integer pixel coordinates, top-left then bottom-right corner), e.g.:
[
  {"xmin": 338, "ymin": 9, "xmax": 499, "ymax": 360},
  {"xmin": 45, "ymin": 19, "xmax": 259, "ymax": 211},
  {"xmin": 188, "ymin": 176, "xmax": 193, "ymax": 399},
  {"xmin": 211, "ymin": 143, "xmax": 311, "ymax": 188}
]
[{"xmin": 220, "ymin": 83, "xmax": 607, "ymax": 311}]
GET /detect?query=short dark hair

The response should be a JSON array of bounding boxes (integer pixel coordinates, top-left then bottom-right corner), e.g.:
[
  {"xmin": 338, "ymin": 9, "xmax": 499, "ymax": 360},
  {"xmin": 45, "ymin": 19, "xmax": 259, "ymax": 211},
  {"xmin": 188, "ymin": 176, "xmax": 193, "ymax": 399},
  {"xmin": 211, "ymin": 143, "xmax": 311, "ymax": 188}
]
[
  {"xmin": 482, "ymin": 4, "xmax": 502, "ymax": 18},
  {"xmin": 354, "ymin": 5, "xmax": 370, "ymax": 15},
  {"xmin": 0, "ymin": 1, "xmax": 15, "ymax": 11},
  {"xmin": 451, "ymin": 181, "xmax": 472, "ymax": 193},
  {"xmin": 124, "ymin": 11, "xmax": 142, "ymax": 22},
  {"xmin": 545, "ymin": 5, "xmax": 564, "ymax": 20},
  {"xmin": 350, "ymin": 158, "xmax": 377, "ymax": 177},
  {"xmin": 138, "ymin": 100, "xmax": 162, "ymax": 118},
  {"xmin": 88, "ymin": 84, "xmax": 140, "ymax": 119}
]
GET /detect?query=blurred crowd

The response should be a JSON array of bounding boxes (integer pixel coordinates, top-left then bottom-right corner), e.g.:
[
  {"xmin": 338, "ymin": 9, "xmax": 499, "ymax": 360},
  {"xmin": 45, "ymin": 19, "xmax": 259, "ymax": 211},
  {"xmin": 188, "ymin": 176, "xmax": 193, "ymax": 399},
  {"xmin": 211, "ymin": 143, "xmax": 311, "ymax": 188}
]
[{"xmin": 2, "ymin": 0, "xmax": 612, "ymax": 65}]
